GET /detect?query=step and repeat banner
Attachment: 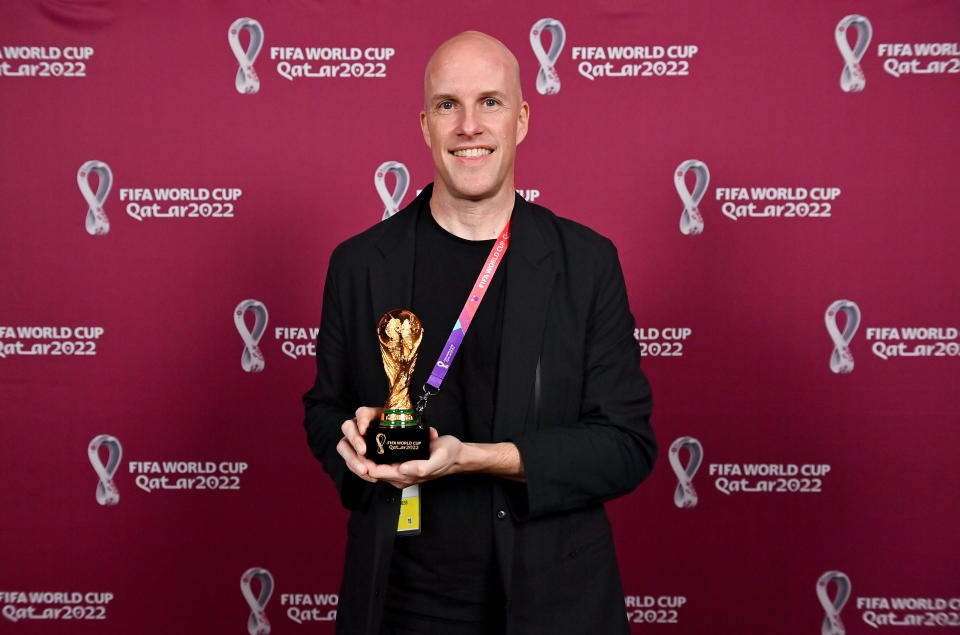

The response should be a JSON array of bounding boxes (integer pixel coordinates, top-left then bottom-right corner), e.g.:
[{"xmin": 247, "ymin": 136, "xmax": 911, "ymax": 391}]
[{"xmin": 1, "ymin": 0, "xmax": 958, "ymax": 633}]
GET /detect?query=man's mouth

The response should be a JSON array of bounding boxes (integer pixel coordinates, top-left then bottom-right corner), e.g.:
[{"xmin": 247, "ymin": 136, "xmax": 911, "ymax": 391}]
[{"xmin": 450, "ymin": 147, "xmax": 494, "ymax": 157}]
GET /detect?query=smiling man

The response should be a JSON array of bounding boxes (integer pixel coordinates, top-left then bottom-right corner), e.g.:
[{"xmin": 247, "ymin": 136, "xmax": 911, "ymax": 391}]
[
  {"xmin": 420, "ymin": 33, "xmax": 528, "ymax": 239},
  {"xmin": 304, "ymin": 31, "xmax": 655, "ymax": 635}
]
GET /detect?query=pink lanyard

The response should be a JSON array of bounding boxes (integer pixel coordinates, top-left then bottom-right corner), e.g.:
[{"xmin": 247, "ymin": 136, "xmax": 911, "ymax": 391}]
[{"xmin": 416, "ymin": 220, "xmax": 511, "ymax": 416}]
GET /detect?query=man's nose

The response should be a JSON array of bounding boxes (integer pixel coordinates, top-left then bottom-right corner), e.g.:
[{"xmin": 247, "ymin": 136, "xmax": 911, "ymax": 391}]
[{"xmin": 458, "ymin": 107, "xmax": 483, "ymax": 135}]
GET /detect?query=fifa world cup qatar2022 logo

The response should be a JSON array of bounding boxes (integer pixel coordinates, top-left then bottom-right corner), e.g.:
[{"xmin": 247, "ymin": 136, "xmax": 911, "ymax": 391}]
[
  {"xmin": 530, "ymin": 18, "xmax": 566, "ymax": 95},
  {"xmin": 88, "ymin": 434, "xmax": 122, "ymax": 506},
  {"xmin": 241, "ymin": 567, "xmax": 274, "ymax": 635},
  {"xmin": 229, "ymin": 17, "xmax": 263, "ymax": 94},
  {"xmin": 669, "ymin": 437, "xmax": 703, "ymax": 508},
  {"xmin": 235, "ymin": 299, "xmax": 269, "ymax": 372},
  {"xmin": 674, "ymin": 160, "xmax": 710, "ymax": 236},
  {"xmin": 375, "ymin": 161, "xmax": 410, "ymax": 221},
  {"xmin": 817, "ymin": 571, "xmax": 851, "ymax": 635},
  {"xmin": 77, "ymin": 160, "xmax": 113, "ymax": 236},
  {"xmin": 836, "ymin": 15, "xmax": 872, "ymax": 93},
  {"xmin": 825, "ymin": 299, "xmax": 860, "ymax": 374}
]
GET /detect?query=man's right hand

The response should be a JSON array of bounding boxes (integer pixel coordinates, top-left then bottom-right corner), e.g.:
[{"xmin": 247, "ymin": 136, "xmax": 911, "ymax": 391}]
[{"xmin": 336, "ymin": 406, "xmax": 383, "ymax": 483}]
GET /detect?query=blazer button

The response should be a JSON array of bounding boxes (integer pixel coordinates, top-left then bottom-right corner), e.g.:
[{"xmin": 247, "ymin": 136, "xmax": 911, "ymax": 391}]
[{"xmin": 496, "ymin": 510, "xmax": 507, "ymax": 519}]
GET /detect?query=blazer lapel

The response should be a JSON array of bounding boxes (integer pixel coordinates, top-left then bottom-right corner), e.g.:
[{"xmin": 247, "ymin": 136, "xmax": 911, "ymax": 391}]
[
  {"xmin": 494, "ymin": 196, "xmax": 556, "ymax": 441},
  {"xmin": 369, "ymin": 190, "xmax": 424, "ymax": 317}
]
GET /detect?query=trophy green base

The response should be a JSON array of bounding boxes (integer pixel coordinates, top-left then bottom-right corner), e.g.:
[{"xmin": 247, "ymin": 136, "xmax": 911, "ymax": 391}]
[{"xmin": 367, "ymin": 410, "xmax": 430, "ymax": 464}]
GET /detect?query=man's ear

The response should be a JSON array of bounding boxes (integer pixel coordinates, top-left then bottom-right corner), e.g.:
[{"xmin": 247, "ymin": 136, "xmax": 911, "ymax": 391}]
[
  {"xmin": 420, "ymin": 111, "xmax": 431, "ymax": 148},
  {"xmin": 516, "ymin": 101, "xmax": 530, "ymax": 145}
]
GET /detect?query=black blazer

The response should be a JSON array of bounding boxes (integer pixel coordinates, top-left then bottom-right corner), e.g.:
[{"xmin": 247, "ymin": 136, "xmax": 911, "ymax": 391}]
[{"xmin": 304, "ymin": 185, "xmax": 656, "ymax": 635}]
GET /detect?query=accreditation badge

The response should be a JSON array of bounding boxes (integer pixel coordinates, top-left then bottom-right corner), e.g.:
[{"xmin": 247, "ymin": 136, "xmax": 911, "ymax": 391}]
[{"xmin": 397, "ymin": 484, "xmax": 421, "ymax": 535}]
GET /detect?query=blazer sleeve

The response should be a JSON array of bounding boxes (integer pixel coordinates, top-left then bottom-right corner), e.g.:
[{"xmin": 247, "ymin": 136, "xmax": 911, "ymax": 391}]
[
  {"xmin": 303, "ymin": 245, "xmax": 375, "ymax": 511},
  {"xmin": 508, "ymin": 238, "xmax": 656, "ymax": 520}
]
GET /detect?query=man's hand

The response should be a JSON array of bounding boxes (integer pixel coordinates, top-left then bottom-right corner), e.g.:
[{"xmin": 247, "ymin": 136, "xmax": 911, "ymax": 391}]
[
  {"xmin": 368, "ymin": 428, "xmax": 455, "ymax": 489},
  {"xmin": 337, "ymin": 407, "xmax": 526, "ymax": 488},
  {"xmin": 371, "ymin": 434, "xmax": 526, "ymax": 489},
  {"xmin": 336, "ymin": 406, "xmax": 382, "ymax": 483}
]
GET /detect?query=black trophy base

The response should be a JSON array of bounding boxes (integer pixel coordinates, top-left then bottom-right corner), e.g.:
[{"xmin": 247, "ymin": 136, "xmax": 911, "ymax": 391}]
[{"xmin": 367, "ymin": 424, "xmax": 430, "ymax": 464}]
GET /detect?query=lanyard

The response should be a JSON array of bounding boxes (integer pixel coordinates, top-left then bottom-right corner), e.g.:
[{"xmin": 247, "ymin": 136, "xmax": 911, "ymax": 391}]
[{"xmin": 415, "ymin": 220, "xmax": 511, "ymax": 417}]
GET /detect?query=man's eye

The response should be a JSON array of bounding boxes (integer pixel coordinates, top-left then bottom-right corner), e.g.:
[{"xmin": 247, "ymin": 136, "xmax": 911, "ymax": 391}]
[
  {"xmin": 483, "ymin": 98, "xmax": 498, "ymax": 107},
  {"xmin": 439, "ymin": 101, "xmax": 454, "ymax": 110}
]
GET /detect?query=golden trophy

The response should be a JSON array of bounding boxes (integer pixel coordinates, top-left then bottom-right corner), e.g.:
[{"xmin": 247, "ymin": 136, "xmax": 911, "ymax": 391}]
[{"xmin": 367, "ymin": 309, "xmax": 430, "ymax": 463}]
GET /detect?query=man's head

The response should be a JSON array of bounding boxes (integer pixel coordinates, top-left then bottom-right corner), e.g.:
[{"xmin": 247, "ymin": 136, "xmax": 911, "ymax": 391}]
[{"xmin": 420, "ymin": 31, "xmax": 529, "ymax": 205}]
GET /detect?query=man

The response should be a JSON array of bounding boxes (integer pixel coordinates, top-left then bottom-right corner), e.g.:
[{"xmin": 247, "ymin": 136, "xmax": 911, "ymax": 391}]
[{"xmin": 303, "ymin": 31, "xmax": 655, "ymax": 635}]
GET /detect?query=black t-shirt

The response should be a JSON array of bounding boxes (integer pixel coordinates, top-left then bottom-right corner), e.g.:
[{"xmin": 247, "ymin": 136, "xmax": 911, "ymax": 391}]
[{"xmin": 383, "ymin": 204, "xmax": 508, "ymax": 633}]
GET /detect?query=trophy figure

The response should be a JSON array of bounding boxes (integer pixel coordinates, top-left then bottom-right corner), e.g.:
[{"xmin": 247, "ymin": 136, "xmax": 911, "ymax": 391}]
[{"xmin": 368, "ymin": 309, "xmax": 430, "ymax": 463}]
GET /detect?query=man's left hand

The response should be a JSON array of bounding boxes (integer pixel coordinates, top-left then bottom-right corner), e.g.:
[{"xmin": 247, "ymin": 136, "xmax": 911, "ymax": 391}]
[
  {"xmin": 368, "ymin": 431, "xmax": 526, "ymax": 489},
  {"xmin": 368, "ymin": 428, "xmax": 465, "ymax": 489}
]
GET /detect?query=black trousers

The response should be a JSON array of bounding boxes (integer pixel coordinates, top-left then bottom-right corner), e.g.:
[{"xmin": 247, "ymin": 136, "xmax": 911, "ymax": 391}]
[
  {"xmin": 380, "ymin": 625, "xmax": 432, "ymax": 635},
  {"xmin": 379, "ymin": 617, "xmax": 504, "ymax": 635}
]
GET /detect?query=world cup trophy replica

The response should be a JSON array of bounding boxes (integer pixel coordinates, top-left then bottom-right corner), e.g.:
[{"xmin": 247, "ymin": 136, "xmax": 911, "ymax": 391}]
[{"xmin": 367, "ymin": 309, "xmax": 431, "ymax": 463}]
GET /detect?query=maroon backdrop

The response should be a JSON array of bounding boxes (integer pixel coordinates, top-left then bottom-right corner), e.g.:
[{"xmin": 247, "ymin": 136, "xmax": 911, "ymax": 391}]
[{"xmin": 2, "ymin": 0, "xmax": 958, "ymax": 632}]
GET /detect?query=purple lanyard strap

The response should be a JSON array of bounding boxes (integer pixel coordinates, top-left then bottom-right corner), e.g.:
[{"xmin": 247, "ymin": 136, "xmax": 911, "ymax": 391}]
[{"xmin": 415, "ymin": 220, "xmax": 511, "ymax": 417}]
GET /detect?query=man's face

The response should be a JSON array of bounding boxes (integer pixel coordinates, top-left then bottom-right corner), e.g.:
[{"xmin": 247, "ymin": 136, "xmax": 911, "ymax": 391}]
[{"xmin": 420, "ymin": 37, "xmax": 529, "ymax": 202}]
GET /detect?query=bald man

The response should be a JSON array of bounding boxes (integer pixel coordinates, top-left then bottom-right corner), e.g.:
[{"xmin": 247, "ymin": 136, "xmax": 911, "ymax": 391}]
[{"xmin": 304, "ymin": 32, "xmax": 655, "ymax": 635}]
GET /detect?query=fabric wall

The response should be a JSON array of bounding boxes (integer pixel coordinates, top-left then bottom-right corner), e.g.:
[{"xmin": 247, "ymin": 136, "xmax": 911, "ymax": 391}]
[{"xmin": 1, "ymin": 0, "xmax": 958, "ymax": 632}]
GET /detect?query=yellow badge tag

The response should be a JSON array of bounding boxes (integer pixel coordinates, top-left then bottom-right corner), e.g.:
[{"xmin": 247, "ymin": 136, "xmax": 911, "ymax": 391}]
[{"xmin": 397, "ymin": 484, "xmax": 421, "ymax": 535}]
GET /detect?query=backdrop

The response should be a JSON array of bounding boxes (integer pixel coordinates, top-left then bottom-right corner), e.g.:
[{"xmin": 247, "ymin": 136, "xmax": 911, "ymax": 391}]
[{"xmin": 1, "ymin": 0, "xmax": 958, "ymax": 632}]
